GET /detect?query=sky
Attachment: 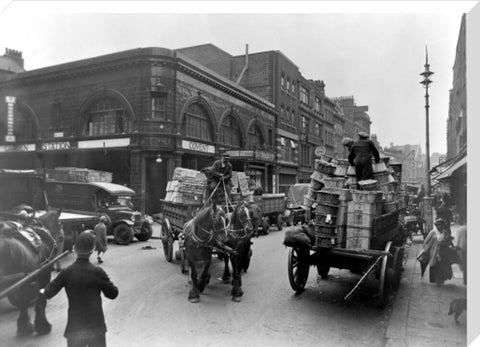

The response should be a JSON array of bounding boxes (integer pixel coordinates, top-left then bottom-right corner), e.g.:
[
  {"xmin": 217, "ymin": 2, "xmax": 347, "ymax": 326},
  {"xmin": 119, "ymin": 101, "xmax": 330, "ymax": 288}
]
[{"xmin": 0, "ymin": 1, "xmax": 476, "ymax": 154}]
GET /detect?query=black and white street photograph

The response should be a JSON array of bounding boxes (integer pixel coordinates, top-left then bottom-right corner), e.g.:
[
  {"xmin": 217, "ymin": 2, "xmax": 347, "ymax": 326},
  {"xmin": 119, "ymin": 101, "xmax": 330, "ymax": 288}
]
[{"xmin": 0, "ymin": 1, "xmax": 477, "ymax": 346}]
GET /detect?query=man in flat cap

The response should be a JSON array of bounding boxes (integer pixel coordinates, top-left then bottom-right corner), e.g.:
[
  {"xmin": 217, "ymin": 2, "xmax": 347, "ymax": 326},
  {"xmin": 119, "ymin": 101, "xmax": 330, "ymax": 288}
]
[
  {"xmin": 204, "ymin": 153, "xmax": 233, "ymax": 205},
  {"xmin": 348, "ymin": 132, "xmax": 380, "ymax": 184}
]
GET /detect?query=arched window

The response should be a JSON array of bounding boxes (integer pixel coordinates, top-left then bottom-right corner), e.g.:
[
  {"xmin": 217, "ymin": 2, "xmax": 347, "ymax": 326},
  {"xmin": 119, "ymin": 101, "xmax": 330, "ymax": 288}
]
[
  {"xmin": 181, "ymin": 103, "xmax": 212, "ymax": 141},
  {"xmin": 84, "ymin": 97, "xmax": 132, "ymax": 136},
  {"xmin": 219, "ymin": 115, "xmax": 241, "ymax": 148},
  {"xmin": 247, "ymin": 123, "xmax": 264, "ymax": 149}
]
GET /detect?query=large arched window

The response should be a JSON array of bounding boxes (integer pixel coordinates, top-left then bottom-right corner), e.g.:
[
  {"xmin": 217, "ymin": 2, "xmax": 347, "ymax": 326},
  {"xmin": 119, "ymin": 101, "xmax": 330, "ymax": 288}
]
[
  {"xmin": 247, "ymin": 123, "xmax": 264, "ymax": 149},
  {"xmin": 181, "ymin": 103, "xmax": 212, "ymax": 141},
  {"xmin": 84, "ymin": 97, "xmax": 132, "ymax": 136},
  {"xmin": 219, "ymin": 115, "xmax": 241, "ymax": 148}
]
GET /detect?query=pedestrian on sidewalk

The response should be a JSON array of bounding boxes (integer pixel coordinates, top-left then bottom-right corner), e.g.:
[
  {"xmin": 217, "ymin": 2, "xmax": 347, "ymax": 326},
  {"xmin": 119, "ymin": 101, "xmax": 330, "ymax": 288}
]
[
  {"xmin": 42, "ymin": 231, "xmax": 119, "ymax": 347},
  {"xmin": 456, "ymin": 215, "xmax": 467, "ymax": 285},
  {"xmin": 436, "ymin": 202, "xmax": 453, "ymax": 235},
  {"xmin": 94, "ymin": 216, "xmax": 108, "ymax": 264},
  {"xmin": 417, "ymin": 218, "xmax": 454, "ymax": 286}
]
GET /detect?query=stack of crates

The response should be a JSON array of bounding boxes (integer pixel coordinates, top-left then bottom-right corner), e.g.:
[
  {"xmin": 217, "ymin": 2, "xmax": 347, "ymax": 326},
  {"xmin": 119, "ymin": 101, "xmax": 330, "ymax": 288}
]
[
  {"xmin": 322, "ymin": 188, "xmax": 352, "ymax": 247},
  {"xmin": 314, "ymin": 191, "xmax": 341, "ymax": 248},
  {"xmin": 165, "ymin": 168, "xmax": 206, "ymax": 204},
  {"xmin": 346, "ymin": 191, "xmax": 383, "ymax": 250}
]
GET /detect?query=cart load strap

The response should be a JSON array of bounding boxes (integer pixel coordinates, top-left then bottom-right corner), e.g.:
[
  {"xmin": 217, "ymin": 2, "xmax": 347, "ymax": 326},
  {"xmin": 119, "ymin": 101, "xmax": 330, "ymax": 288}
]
[{"xmin": 1, "ymin": 221, "xmax": 42, "ymax": 252}]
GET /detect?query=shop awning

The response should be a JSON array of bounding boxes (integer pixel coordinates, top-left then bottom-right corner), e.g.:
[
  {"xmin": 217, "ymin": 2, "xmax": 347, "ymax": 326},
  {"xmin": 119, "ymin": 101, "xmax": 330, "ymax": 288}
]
[{"xmin": 435, "ymin": 155, "xmax": 467, "ymax": 181}]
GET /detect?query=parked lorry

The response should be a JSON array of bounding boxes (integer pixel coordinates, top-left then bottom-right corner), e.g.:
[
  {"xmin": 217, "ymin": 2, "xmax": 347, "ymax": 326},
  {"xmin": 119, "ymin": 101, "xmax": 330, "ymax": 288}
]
[
  {"xmin": 0, "ymin": 169, "xmax": 96, "ymax": 251},
  {"xmin": 45, "ymin": 178, "xmax": 153, "ymax": 245}
]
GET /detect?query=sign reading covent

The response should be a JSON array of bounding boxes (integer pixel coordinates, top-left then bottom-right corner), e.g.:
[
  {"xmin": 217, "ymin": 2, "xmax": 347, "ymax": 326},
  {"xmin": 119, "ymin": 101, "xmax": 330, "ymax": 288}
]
[{"xmin": 181, "ymin": 140, "xmax": 215, "ymax": 154}]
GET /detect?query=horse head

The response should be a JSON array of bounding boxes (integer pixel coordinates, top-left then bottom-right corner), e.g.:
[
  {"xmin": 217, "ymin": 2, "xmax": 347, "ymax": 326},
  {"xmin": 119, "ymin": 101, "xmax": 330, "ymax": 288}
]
[
  {"xmin": 231, "ymin": 201, "xmax": 253, "ymax": 234},
  {"xmin": 37, "ymin": 207, "xmax": 63, "ymax": 238}
]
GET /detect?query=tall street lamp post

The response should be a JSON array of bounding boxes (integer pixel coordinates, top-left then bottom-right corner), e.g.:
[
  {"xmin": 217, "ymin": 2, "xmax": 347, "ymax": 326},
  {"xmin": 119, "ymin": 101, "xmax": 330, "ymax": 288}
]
[{"xmin": 420, "ymin": 47, "xmax": 434, "ymax": 232}]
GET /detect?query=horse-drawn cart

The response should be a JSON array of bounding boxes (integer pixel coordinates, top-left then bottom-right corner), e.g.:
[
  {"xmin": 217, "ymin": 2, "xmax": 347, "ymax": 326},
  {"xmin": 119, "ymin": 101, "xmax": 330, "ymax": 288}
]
[
  {"xmin": 251, "ymin": 193, "xmax": 286, "ymax": 234},
  {"xmin": 285, "ymin": 189, "xmax": 405, "ymax": 306},
  {"xmin": 157, "ymin": 199, "xmax": 203, "ymax": 270}
]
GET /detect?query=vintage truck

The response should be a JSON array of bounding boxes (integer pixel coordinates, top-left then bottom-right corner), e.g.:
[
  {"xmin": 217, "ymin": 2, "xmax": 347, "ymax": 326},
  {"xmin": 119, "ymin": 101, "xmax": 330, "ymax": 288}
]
[{"xmin": 45, "ymin": 178, "xmax": 153, "ymax": 245}]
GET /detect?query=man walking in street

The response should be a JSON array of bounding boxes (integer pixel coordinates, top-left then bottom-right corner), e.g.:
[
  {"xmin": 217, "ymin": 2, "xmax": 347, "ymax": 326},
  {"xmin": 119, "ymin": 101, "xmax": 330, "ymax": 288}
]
[
  {"xmin": 94, "ymin": 216, "xmax": 108, "ymax": 264},
  {"xmin": 348, "ymin": 132, "xmax": 380, "ymax": 183},
  {"xmin": 43, "ymin": 231, "xmax": 119, "ymax": 347}
]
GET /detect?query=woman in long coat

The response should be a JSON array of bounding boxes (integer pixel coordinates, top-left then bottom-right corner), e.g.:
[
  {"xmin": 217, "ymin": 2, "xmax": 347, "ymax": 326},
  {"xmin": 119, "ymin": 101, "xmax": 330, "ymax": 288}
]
[
  {"xmin": 418, "ymin": 218, "xmax": 453, "ymax": 285},
  {"xmin": 94, "ymin": 216, "xmax": 108, "ymax": 264}
]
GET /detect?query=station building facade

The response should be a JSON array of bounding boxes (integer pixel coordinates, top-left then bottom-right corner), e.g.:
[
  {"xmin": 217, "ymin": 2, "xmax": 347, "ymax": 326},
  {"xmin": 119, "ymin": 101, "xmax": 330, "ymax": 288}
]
[{"xmin": 0, "ymin": 47, "xmax": 277, "ymax": 214}]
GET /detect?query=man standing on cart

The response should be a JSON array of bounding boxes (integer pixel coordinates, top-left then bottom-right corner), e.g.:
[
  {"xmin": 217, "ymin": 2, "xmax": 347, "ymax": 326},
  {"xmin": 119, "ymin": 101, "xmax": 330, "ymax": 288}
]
[
  {"xmin": 204, "ymin": 153, "xmax": 233, "ymax": 205},
  {"xmin": 348, "ymin": 132, "xmax": 381, "ymax": 184}
]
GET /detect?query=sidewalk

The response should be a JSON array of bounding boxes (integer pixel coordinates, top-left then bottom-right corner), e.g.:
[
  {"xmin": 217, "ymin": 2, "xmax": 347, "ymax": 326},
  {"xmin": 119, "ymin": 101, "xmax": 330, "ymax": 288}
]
[{"xmin": 385, "ymin": 224, "xmax": 467, "ymax": 347}]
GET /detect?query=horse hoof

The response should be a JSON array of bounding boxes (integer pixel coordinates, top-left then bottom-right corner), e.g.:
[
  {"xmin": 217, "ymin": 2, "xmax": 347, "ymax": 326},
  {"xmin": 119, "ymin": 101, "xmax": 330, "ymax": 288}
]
[
  {"xmin": 232, "ymin": 296, "xmax": 242, "ymax": 302},
  {"xmin": 35, "ymin": 324, "xmax": 52, "ymax": 335},
  {"xmin": 17, "ymin": 325, "xmax": 34, "ymax": 337},
  {"xmin": 189, "ymin": 297, "xmax": 200, "ymax": 303}
]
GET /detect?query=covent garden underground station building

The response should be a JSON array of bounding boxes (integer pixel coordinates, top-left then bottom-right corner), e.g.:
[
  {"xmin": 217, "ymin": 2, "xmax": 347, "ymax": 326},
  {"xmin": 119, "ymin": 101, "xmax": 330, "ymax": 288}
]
[{"xmin": 0, "ymin": 47, "xmax": 285, "ymax": 214}]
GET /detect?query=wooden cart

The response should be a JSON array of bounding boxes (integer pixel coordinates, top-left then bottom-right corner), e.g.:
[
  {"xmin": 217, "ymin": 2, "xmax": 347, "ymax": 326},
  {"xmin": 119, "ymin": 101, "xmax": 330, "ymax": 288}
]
[
  {"xmin": 286, "ymin": 192, "xmax": 405, "ymax": 307},
  {"xmin": 158, "ymin": 199, "xmax": 203, "ymax": 272},
  {"xmin": 251, "ymin": 193, "xmax": 286, "ymax": 234}
]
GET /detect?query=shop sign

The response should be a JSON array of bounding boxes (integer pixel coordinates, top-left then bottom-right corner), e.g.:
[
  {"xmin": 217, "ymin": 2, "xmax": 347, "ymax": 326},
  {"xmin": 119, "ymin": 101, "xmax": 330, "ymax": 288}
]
[
  {"xmin": 181, "ymin": 140, "xmax": 215, "ymax": 154},
  {"xmin": 78, "ymin": 138, "xmax": 130, "ymax": 149},
  {"xmin": 0, "ymin": 143, "xmax": 35, "ymax": 152},
  {"xmin": 254, "ymin": 150, "xmax": 274, "ymax": 162},
  {"xmin": 5, "ymin": 96, "xmax": 16, "ymax": 142},
  {"xmin": 40, "ymin": 141, "xmax": 71, "ymax": 151}
]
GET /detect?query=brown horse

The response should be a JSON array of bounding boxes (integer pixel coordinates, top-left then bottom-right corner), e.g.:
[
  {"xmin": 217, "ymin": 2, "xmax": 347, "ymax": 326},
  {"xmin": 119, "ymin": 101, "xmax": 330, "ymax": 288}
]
[
  {"xmin": 0, "ymin": 207, "xmax": 63, "ymax": 336},
  {"xmin": 220, "ymin": 200, "xmax": 253, "ymax": 302},
  {"xmin": 183, "ymin": 204, "xmax": 229, "ymax": 303}
]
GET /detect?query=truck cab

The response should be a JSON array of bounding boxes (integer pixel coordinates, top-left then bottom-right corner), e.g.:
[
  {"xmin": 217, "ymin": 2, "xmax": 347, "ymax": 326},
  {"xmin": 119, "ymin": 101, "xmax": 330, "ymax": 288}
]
[{"xmin": 45, "ymin": 180, "xmax": 153, "ymax": 245}]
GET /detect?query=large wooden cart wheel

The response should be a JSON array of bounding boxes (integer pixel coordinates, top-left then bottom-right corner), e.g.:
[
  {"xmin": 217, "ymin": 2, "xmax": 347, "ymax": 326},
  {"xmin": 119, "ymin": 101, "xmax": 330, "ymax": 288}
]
[
  {"xmin": 392, "ymin": 246, "xmax": 405, "ymax": 291},
  {"xmin": 276, "ymin": 214, "xmax": 283, "ymax": 231},
  {"xmin": 378, "ymin": 241, "xmax": 394, "ymax": 306},
  {"xmin": 288, "ymin": 247, "xmax": 310, "ymax": 292},
  {"xmin": 161, "ymin": 219, "xmax": 174, "ymax": 262}
]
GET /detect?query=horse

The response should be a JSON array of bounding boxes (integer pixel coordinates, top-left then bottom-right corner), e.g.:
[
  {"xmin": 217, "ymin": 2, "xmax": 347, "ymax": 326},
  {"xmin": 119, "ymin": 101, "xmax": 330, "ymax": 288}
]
[
  {"xmin": 183, "ymin": 204, "xmax": 229, "ymax": 303},
  {"xmin": 0, "ymin": 206, "xmax": 63, "ymax": 336},
  {"xmin": 220, "ymin": 200, "xmax": 253, "ymax": 302}
]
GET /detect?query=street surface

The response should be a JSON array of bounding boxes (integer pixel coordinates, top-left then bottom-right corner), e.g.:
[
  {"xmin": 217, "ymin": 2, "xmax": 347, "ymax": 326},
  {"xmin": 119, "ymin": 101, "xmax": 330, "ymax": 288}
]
[{"xmin": 0, "ymin": 224, "xmax": 395, "ymax": 347}]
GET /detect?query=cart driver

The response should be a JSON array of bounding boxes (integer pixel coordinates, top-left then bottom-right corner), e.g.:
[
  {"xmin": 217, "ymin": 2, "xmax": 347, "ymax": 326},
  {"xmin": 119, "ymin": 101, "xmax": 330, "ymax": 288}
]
[
  {"xmin": 348, "ymin": 132, "xmax": 380, "ymax": 183},
  {"xmin": 205, "ymin": 153, "xmax": 233, "ymax": 205}
]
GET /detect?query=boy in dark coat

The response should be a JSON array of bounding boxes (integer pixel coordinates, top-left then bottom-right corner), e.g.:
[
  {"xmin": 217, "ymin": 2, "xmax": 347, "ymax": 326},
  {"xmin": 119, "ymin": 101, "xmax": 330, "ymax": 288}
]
[
  {"xmin": 348, "ymin": 132, "xmax": 380, "ymax": 182},
  {"xmin": 43, "ymin": 231, "xmax": 118, "ymax": 347}
]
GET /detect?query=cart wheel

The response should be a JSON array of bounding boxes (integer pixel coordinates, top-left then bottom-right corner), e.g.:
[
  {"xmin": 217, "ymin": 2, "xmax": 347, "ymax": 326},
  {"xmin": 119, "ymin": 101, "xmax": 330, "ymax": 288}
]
[
  {"xmin": 162, "ymin": 219, "xmax": 174, "ymax": 262},
  {"xmin": 378, "ymin": 241, "xmax": 394, "ymax": 306},
  {"xmin": 288, "ymin": 247, "xmax": 310, "ymax": 292},
  {"xmin": 262, "ymin": 218, "xmax": 270, "ymax": 235},
  {"xmin": 276, "ymin": 214, "xmax": 283, "ymax": 231},
  {"xmin": 317, "ymin": 264, "xmax": 330, "ymax": 279},
  {"xmin": 392, "ymin": 246, "xmax": 405, "ymax": 291}
]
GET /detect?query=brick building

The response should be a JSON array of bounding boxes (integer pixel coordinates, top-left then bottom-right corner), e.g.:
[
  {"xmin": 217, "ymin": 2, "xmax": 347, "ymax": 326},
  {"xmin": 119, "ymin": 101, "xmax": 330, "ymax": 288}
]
[{"xmin": 0, "ymin": 47, "xmax": 277, "ymax": 213}]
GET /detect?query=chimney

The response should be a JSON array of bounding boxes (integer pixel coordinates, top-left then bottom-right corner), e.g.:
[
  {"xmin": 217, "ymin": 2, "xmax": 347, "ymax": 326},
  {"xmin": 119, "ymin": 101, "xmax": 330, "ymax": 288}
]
[
  {"xmin": 236, "ymin": 44, "xmax": 249, "ymax": 84},
  {"xmin": 4, "ymin": 48, "xmax": 24, "ymax": 69}
]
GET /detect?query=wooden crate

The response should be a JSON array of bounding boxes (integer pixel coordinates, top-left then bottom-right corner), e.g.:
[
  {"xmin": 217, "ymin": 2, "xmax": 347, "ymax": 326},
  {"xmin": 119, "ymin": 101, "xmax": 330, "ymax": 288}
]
[
  {"xmin": 315, "ymin": 213, "xmax": 337, "ymax": 226},
  {"xmin": 316, "ymin": 191, "xmax": 340, "ymax": 205},
  {"xmin": 323, "ymin": 188, "xmax": 352, "ymax": 202},
  {"xmin": 316, "ymin": 236, "xmax": 336, "ymax": 248},
  {"xmin": 346, "ymin": 225, "xmax": 371, "ymax": 250},
  {"xmin": 351, "ymin": 191, "xmax": 383, "ymax": 204},
  {"xmin": 347, "ymin": 210, "xmax": 376, "ymax": 228},
  {"xmin": 315, "ymin": 203, "xmax": 339, "ymax": 217},
  {"xmin": 347, "ymin": 200, "xmax": 382, "ymax": 216}
]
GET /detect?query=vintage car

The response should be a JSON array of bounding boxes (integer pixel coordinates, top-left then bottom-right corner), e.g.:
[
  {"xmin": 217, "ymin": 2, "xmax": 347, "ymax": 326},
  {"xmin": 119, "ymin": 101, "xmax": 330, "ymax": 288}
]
[{"xmin": 46, "ymin": 180, "xmax": 153, "ymax": 245}]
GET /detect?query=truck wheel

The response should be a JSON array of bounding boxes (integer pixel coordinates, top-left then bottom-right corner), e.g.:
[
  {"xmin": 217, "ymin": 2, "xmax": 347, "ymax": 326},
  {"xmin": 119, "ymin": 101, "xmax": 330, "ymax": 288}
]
[
  {"xmin": 113, "ymin": 224, "xmax": 134, "ymax": 245},
  {"xmin": 136, "ymin": 222, "xmax": 152, "ymax": 241}
]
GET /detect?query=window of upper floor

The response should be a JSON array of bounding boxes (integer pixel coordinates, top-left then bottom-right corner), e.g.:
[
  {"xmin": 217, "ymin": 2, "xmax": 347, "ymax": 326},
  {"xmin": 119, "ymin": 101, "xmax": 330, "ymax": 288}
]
[
  {"xmin": 181, "ymin": 102, "xmax": 213, "ymax": 142},
  {"xmin": 300, "ymin": 86, "xmax": 309, "ymax": 105},
  {"xmin": 83, "ymin": 97, "xmax": 133, "ymax": 136},
  {"xmin": 51, "ymin": 102, "xmax": 63, "ymax": 131},
  {"xmin": 151, "ymin": 95, "xmax": 166, "ymax": 121},
  {"xmin": 219, "ymin": 114, "xmax": 242, "ymax": 148},
  {"xmin": 0, "ymin": 102, "xmax": 38, "ymax": 141}
]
